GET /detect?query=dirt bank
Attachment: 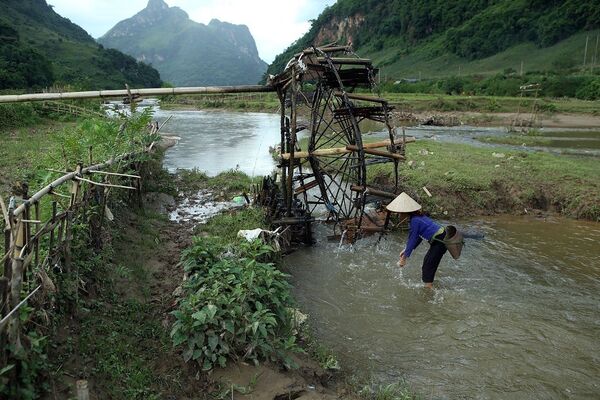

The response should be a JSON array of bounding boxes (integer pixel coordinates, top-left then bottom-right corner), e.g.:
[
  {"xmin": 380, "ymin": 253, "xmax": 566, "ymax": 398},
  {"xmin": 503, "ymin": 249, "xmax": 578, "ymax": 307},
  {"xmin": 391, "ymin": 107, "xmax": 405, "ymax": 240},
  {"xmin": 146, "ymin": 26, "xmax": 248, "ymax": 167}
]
[{"xmin": 397, "ymin": 111, "xmax": 600, "ymax": 128}]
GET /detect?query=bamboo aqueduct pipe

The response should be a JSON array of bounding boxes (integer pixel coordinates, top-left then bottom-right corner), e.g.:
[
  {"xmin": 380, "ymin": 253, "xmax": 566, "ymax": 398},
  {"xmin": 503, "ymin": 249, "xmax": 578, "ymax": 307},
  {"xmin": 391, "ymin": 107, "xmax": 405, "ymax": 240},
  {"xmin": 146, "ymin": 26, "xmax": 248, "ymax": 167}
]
[{"xmin": 0, "ymin": 85, "xmax": 276, "ymax": 103}]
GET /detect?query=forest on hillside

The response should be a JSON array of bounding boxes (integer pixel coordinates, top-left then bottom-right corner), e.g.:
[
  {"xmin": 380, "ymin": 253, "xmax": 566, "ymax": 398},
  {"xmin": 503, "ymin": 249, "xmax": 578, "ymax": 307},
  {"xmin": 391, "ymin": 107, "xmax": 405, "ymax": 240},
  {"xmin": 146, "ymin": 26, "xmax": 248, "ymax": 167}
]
[
  {"xmin": 0, "ymin": 0, "xmax": 162, "ymax": 91},
  {"xmin": 267, "ymin": 0, "xmax": 600, "ymax": 91}
]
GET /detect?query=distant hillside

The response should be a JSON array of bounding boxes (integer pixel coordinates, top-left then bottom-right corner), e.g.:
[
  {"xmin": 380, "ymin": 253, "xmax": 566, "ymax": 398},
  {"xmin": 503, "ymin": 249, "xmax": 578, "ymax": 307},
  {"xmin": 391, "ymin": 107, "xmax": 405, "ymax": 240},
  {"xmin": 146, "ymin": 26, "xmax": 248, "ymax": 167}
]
[
  {"xmin": 267, "ymin": 0, "xmax": 600, "ymax": 79},
  {"xmin": 99, "ymin": 0, "xmax": 268, "ymax": 86},
  {"xmin": 0, "ymin": 0, "xmax": 162, "ymax": 90}
]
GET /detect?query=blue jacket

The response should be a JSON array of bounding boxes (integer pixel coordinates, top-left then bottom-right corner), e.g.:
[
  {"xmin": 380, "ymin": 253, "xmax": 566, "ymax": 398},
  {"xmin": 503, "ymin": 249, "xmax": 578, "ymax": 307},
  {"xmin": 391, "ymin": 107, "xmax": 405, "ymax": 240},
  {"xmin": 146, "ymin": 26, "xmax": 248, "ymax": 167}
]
[{"xmin": 404, "ymin": 215, "xmax": 442, "ymax": 257}]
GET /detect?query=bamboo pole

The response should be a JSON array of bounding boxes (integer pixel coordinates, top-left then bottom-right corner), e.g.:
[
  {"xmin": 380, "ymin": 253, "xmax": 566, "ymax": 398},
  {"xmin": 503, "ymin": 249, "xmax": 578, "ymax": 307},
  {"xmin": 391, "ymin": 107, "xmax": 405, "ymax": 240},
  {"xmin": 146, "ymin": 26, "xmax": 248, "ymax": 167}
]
[
  {"xmin": 87, "ymin": 170, "xmax": 141, "ymax": 179},
  {"xmin": 346, "ymin": 145, "xmax": 405, "ymax": 160},
  {"xmin": 0, "ymin": 85, "xmax": 276, "ymax": 104},
  {"xmin": 0, "ymin": 285, "xmax": 41, "ymax": 333},
  {"xmin": 75, "ymin": 177, "xmax": 136, "ymax": 190},
  {"xmin": 350, "ymin": 185, "xmax": 397, "ymax": 199},
  {"xmin": 286, "ymin": 67, "xmax": 297, "ymax": 216},
  {"xmin": 333, "ymin": 92, "xmax": 388, "ymax": 104},
  {"xmin": 0, "ymin": 276, "xmax": 7, "ymax": 364},
  {"xmin": 64, "ymin": 164, "xmax": 82, "ymax": 273},
  {"xmin": 1, "ymin": 195, "xmax": 10, "ymax": 279},
  {"xmin": 281, "ymin": 137, "xmax": 415, "ymax": 160},
  {"xmin": 8, "ymin": 216, "xmax": 25, "ymax": 350},
  {"xmin": 49, "ymin": 202, "xmax": 57, "ymax": 255}
]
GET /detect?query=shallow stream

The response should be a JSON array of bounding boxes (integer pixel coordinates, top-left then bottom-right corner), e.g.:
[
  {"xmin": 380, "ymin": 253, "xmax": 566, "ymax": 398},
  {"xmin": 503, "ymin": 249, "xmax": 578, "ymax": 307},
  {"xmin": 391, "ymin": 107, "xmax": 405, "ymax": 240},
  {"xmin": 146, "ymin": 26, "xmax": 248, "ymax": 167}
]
[
  {"xmin": 284, "ymin": 216, "xmax": 600, "ymax": 399},
  {"xmin": 150, "ymin": 107, "xmax": 600, "ymax": 398}
]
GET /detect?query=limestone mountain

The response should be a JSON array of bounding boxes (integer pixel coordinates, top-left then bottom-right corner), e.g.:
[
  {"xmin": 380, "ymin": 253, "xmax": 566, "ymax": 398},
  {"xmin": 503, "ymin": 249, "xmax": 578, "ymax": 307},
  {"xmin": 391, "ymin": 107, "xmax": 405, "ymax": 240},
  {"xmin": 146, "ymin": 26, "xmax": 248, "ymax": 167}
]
[
  {"xmin": 99, "ymin": 0, "xmax": 268, "ymax": 86},
  {"xmin": 267, "ymin": 0, "xmax": 600, "ymax": 79},
  {"xmin": 0, "ymin": 0, "xmax": 162, "ymax": 90}
]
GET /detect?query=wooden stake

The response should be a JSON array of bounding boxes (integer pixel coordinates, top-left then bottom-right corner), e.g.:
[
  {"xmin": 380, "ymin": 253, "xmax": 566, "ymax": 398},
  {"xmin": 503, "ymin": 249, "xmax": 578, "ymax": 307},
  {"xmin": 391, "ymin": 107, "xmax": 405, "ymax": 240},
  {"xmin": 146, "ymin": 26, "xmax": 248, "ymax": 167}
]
[
  {"xmin": 49, "ymin": 202, "xmax": 57, "ymax": 255},
  {"xmin": 34, "ymin": 202, "xmax": 40, "ymax": 273},
  {"xmin": 0, "ymin": 276, "xmax": 8, "ymax": 364},
  {"xmin": 8, "ymin": 216, "xmax": 25, "ymax": 350},
  {"xmin": 76, "ymin": 380, "xmax": 90, "ymax": 400},
  {"xmin": 583, "ymin": 35, "xmax": 589, "ymax": 68}
]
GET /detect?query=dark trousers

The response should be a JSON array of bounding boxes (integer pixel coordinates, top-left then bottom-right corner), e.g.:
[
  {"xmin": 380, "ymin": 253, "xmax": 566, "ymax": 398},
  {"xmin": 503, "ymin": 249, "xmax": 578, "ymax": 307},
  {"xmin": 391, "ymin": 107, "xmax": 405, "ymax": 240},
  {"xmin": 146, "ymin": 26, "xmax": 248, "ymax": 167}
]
[{"xmin": 422, "ymin": 231, "xmax": 447, "ymax": 283}]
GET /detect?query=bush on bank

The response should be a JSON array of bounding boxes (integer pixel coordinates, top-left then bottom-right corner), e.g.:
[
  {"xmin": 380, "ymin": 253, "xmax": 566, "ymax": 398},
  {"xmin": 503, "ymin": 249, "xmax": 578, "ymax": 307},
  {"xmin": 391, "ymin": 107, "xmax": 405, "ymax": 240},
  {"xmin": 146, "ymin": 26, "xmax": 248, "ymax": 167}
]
[
  {"xmin": 171, "ymin": 235, "xmax": 299, "ymax": 371},
  {"xmin": 381, "ymin": 71, "xmax": 600, "ymax": 100}
]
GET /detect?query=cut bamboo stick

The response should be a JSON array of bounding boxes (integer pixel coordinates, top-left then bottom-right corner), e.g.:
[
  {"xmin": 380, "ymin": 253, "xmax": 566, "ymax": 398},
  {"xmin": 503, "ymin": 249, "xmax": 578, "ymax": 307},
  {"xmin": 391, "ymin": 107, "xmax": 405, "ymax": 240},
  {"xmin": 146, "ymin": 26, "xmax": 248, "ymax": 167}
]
[
  {"xmin": 74, "ymin": 177, "xmax": 136, "ymax": 190},
  {"xmin": 87, "ymin": 170, "xmax": 141, "ymax": 179},
  {"xmin": 0, "ymin": 195, "xmax": 9, "ymax": 226}
]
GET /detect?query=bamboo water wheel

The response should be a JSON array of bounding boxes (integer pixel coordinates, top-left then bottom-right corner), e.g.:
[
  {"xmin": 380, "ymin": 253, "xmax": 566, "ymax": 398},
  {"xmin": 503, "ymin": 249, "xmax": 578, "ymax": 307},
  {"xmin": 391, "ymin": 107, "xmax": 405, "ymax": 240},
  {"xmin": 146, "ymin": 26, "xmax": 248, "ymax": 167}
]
[{"xmin": 265, "ymin": 44, "xmax": 410, "ymax": 243}]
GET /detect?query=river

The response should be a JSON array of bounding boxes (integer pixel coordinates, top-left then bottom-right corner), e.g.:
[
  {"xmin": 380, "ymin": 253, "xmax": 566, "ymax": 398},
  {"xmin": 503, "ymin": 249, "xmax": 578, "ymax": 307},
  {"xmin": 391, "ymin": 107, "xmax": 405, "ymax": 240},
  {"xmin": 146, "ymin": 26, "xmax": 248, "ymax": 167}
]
[
  {"xmin": 155, "ymin": 108, "xmax": 280, "ymax": 176},
  {"xmin": 153, "ymin": 107, "xmax": 599, "ymax": 399},
  {"xmin": 284, "ymin": 216, "xmax": 600, "ymax": 399}
]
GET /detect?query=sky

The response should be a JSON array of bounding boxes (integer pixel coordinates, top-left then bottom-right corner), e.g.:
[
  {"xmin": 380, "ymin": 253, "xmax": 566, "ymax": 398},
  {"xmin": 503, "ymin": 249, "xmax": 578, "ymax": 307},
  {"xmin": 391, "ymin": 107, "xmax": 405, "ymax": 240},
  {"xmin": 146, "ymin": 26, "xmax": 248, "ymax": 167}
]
[{"xmin": 48, "ymin": 0, "xmax": 336, "ymax": 63}]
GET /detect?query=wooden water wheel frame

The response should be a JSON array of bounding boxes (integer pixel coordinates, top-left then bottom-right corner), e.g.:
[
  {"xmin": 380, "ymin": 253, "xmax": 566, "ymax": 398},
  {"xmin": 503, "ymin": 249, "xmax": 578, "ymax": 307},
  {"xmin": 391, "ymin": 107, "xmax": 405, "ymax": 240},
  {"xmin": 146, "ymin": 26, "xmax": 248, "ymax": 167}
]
[{"xmin": 271, "ymin": 44, "xmax": 406, "ymax": 242}]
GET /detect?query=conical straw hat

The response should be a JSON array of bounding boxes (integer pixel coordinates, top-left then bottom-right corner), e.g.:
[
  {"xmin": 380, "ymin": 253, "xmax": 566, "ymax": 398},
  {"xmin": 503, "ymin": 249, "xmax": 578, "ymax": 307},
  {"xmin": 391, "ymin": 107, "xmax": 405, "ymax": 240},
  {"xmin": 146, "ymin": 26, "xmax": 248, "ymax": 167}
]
[{"xmin": 386, "ymin": 192, "xmax": 421, "ymax": 213}]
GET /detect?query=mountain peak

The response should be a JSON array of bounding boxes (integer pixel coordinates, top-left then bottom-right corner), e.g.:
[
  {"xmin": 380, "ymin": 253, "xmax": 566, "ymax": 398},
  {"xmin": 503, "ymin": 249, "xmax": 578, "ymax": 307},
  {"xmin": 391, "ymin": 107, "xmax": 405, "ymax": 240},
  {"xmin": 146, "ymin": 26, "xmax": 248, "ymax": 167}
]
[
  {"xmin": 99, "ymin": 1, "xmax": 267, "ymax": 86},
  {"xmin": 147, "ymin": 0, "xmax": 169, "ymax": 11}
]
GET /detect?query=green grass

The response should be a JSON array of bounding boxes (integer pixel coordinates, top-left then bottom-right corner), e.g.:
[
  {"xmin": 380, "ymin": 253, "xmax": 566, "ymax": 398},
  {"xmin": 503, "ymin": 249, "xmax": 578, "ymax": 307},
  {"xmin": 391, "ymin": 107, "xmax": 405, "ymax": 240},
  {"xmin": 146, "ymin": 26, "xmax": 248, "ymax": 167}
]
[
  {"xmin": 160, "ymin": 93, "xmax": 280, "ymax": 113},
  {"xmin": 380, "ymin": 92, "xmax": 597, "ymax": 115},
  {"xmin": 172, "ymin": 168, "xmax": 259, "ymax": 198},
  {"xmin": 195, "ymin": 206, "xmax": 266, "ymax": 244},
  {"xmin": 476, "ymin": 135, "xmax": 553, "ymax": 146},
  {"xmin": 369, "ymin": 140, "xmax": 600, "ymax": 221},
  {"xmin": 358, "ymin": 381, "xmax": 417, "ymax": 400},
  {"xmin": 47, "ymin": 208, "xmax": 183, "ymax": 400}
]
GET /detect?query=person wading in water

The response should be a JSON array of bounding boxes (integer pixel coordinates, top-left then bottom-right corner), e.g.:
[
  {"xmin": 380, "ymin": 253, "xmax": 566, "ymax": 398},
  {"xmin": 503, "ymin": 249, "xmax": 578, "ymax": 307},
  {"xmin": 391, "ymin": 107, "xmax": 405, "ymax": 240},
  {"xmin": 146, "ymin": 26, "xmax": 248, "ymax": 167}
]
[{"xmin": 387, "ymin": 193, "xmax": 449, "ymax": 289}]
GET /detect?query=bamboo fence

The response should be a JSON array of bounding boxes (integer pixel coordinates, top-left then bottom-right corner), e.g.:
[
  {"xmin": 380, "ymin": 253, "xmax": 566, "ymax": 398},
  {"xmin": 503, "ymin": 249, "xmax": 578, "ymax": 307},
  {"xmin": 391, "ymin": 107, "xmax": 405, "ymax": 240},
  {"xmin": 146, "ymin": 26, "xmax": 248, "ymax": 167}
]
[{"xmin": 0, "ymin": 124, "xmax": 161, "ymax": 368}]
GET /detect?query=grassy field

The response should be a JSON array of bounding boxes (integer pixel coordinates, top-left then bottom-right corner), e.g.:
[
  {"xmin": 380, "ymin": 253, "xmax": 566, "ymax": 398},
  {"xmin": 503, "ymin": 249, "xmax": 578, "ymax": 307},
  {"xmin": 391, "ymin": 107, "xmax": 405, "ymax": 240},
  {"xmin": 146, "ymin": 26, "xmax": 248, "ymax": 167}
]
[
  {"xmin": 369, "ymin": 139, "xmax": 600, "ymax": 221},
  {"xmin": 159, "ymin": 91, "xmax": 599, "ymax": 118},
  {"xmin": 160, "ymin": 92, "xmax": 280, "ymax": 113},
  {"xmin": 382, "ymin": 92, "xmax": 599, "ymax": 115},
  {"xmin": 369, "ymin": 30, "xmax": 600, "ymax": 80}
]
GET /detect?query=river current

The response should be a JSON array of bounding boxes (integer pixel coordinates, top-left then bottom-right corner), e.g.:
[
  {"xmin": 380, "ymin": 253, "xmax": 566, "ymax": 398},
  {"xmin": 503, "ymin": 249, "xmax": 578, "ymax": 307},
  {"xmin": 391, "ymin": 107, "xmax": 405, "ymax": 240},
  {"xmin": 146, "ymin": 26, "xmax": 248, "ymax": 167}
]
[
  {"xmin": 155, "ymin": 107, "xmax": 600, "ymax": 399},
  {"xmin": 284, "ymin": 217, "xmax": 600, "ymax": 399}
]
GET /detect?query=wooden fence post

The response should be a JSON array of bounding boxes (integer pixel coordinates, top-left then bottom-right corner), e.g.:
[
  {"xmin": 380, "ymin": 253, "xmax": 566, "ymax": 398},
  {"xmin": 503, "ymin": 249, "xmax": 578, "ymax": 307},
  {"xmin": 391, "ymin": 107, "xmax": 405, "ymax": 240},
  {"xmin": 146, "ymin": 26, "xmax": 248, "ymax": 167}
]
[
  {"xmin": 49, "ymin": 201, "xmax": 57, "ymax": 259},
  {"xmin": 3, "ymin": 227, "xmax": 10, "ymax": 279},
  {"xmin": 64, "ymin": 164, "xmax": 82, "ymax": 273},
  {"xmin": 8, "ymin": 216, "xmax": 25, "ymax": 352},
  {"xmin": 0, "ymin": 276, "xmax": 8, "ymax": 365}
]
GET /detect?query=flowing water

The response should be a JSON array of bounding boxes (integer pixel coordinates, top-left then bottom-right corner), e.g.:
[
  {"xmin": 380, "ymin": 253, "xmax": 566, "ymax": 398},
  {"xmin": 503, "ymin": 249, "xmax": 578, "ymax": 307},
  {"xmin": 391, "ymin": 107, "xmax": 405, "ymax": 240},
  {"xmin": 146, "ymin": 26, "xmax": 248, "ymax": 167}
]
[
  {"xmin": 143, "ymin": 107, "xmax": 600, "ymax": 397},
  {"xmin": 361, "ymin": 123, "xmax": 600, "ymax": 157},
  {"xmin": 284, "ymin": 216, "xmax": 600, "ymax": 399},
  {"xmin": 155, "ymin": 108, "xmax": 281, "ymax": 176}
]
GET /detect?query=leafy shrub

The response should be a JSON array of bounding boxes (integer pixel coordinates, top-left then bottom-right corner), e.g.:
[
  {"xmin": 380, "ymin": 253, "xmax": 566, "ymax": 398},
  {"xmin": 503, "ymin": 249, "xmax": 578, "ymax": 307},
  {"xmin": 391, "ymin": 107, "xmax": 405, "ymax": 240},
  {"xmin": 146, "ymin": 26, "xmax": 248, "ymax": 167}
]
[
  {"xmin": 170, "ymin": 238, "xmax": 299, "ymax": 371},
  {"xmin": 575, "ymin": 77, "xmax": 600, "ymax": 100},
  {"xmin": 0, "ymin": 103, "xmax": 42, "ymax": 129}
]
